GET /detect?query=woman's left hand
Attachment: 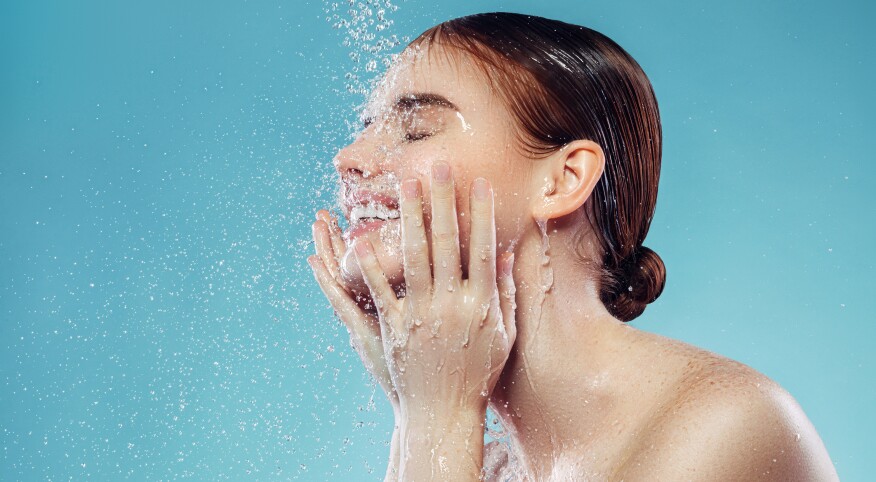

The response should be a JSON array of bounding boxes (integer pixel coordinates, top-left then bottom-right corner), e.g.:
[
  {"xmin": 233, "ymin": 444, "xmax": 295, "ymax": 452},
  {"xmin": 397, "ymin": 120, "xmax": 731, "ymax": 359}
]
[{"xmin": 352, "ymin": 162, "xmax": 517, "ymax": 422}]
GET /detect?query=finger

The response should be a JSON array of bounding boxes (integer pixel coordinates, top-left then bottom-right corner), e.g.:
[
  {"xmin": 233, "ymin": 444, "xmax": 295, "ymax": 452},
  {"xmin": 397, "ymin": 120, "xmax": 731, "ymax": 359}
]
[
  {"xmin": 312, "ymin": 219, "xmax": 341, "ymax": 283},
  {"xmin": 467, "ymin": 177, "xmax": 496, "ymax": 293},
  {"xmin": 429, "ymin": 162, "xmax": 463, "ymax": 289},
  {"xmin": 317, "ymin": 209, "xmax": 346, "ymax": 259},
  {"xmin": 352, "ymin": 238, "xmax": 400, "ymax": 326},
  {"xmin": 497, "ymin": 252, "xmax": 517, "ymax": 343},
  {"xmin": 308, "ymin": 255, "xmax": 393, "ymax": 393},
  {"xmin": 400, "ymin": 178, "xmax": 432, "ymax": 303},
  {"xmin": 307, "ymin": 254, "xmax": 377, "ymax": 341}
]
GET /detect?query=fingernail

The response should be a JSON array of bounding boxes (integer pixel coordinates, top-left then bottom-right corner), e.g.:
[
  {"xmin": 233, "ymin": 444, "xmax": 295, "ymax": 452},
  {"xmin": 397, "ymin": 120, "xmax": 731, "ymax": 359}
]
[
  {"xmin": 432, "ymin": 162, "xmax": 450, "ymax": 182},
  {"xmin": 354, "ymin": 239, "xmax": 370, "ymax": 257},
  {"xmin": 402, "ymin": 179, "xmax": 420, "ymax": 200},
  {"xmin": 473, "ymin": 177, "xmax": 490, "ymax": 200}
]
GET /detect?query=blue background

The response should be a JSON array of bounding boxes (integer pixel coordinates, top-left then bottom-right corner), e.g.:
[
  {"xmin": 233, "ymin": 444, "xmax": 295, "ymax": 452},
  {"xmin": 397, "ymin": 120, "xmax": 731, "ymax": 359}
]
[{"xmin": 2, "ymin": 0, "xmax": 873, "ymax": 480}]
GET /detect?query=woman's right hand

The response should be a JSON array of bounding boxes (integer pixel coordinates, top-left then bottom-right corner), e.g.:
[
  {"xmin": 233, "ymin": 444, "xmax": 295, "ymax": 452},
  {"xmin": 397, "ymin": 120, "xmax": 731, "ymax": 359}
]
[{"xmin": 308, "ymin": 210, "xmax": 399, "ymax": 409}]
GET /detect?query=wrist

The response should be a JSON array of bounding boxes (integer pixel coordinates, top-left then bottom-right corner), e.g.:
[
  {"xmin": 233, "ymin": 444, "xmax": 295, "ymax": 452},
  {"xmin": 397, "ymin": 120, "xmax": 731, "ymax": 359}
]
[
  {"xmin": 399, "ymin": 398, "xmax": 487, "ymax": 423},
  {"xmin": 397, "ymin": 406, "xmax": 486, "ymax": 481},
  {"xmin": 384, "ymin": 422, "xmax": 402, "ymax": 482},
  {"xmin": 402, "ymin": 407, "xmax": 484, "ymax": 431}
]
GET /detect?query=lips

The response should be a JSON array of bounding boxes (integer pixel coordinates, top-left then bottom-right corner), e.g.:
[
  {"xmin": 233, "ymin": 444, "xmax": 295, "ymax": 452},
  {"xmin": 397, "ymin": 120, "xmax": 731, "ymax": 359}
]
[
  {"xmin": 341, "ymin": 187, "xmax": 401, "ymax": 241},
  {"xmin": 342, "ymin": 188, "xmax": 400, "ymax": 221}
]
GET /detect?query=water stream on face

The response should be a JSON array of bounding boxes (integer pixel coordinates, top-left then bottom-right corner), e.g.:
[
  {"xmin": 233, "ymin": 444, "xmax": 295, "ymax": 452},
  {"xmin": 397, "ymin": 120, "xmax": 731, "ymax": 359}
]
[{"xmin": 456, "ymin": 111, "xmax": 473, "ymax": 132}]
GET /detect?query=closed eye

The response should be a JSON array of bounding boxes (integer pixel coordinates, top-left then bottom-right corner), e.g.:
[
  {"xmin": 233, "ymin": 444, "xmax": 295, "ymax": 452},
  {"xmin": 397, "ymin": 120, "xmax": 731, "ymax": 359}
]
[{"xmin": 404, "ymin": 131, "xmax": 433, "ymax": 142}]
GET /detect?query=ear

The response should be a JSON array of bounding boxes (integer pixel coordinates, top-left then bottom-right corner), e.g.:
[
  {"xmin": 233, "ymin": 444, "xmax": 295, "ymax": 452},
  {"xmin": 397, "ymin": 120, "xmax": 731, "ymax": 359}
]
[{"xmin": 531, "ymin": 140, "xmax": 605, "ymax": 220}]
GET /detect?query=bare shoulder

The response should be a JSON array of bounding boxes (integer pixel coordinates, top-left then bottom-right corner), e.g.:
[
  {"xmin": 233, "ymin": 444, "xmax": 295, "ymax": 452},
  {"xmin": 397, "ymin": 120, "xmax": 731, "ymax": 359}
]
[{"xmin": 616, "ymin": 332, "xmax": 838, "ymax": 481}]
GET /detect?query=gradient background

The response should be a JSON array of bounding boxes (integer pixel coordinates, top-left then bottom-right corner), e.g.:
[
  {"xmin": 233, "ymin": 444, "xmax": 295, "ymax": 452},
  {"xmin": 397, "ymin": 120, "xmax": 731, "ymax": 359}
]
[{"xmin": 2, "ymin": 0, "xmax": 873, "ymax": 480}]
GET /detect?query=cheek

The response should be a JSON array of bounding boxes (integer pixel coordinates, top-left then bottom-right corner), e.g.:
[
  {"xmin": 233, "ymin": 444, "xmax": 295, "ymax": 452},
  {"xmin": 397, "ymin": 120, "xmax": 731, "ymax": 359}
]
[{"xmin": 493, "ymin": 187, "xmax": 530, "ymax": 251}]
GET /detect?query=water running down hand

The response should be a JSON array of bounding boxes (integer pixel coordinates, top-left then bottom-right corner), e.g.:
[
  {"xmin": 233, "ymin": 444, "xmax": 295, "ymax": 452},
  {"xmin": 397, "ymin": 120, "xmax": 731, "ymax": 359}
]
[{"xmin": 309, "ymin": 162, "xmax": 517, "ymax": 480}]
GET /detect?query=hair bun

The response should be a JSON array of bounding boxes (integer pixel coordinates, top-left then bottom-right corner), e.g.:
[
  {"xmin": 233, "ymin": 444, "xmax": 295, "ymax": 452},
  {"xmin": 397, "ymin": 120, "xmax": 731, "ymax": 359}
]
[{"xmin": 599, "ymin": 246, "xmax": 666, "ymax": 322}]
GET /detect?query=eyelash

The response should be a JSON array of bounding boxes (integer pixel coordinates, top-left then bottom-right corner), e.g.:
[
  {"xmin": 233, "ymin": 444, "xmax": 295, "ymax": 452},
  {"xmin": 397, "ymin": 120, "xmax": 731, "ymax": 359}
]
[
  {"xmin": 361, "ymin": 117, "xmax": 434, "ymax": 142},
  {"xmin": 404, "ymin": 131, "xmax": 433, "ymax": 142}
]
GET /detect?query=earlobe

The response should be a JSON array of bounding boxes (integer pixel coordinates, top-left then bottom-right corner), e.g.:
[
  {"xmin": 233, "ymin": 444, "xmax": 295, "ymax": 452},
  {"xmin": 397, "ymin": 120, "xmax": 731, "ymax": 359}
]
[{"xmin": 532, "ymin": 140, "xmax": 605, "ymax": 220}]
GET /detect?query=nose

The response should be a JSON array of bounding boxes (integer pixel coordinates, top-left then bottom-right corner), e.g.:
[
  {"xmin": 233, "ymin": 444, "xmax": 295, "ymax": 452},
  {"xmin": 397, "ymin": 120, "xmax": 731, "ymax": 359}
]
[{"xmin": 333, "ymin": 129, "xmax": 383, "ymax": 178}]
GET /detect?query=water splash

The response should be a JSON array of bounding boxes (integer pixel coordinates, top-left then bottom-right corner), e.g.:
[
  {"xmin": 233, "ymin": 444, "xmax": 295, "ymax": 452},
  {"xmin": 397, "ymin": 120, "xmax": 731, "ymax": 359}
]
[
  {"xmin": 483, "ymin": 406, "xmax": 527, "ymax": 481},
  {"xmin": 325, "ymin": 0, "xmax": 406, "ymax": 97}
]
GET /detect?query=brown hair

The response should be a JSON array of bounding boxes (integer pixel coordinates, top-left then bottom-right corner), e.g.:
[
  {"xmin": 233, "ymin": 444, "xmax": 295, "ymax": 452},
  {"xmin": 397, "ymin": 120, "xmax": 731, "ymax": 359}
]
[{"xmin": 412, "ymin": 12, "xmax": 666, "ymax": 321}]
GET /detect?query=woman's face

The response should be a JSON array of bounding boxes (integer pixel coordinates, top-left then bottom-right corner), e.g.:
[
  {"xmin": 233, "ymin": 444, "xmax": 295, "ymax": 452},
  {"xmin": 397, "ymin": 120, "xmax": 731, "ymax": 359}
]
[{"xmin": 334, "ymin": 44, "xmax": 537, "ymax": 294}]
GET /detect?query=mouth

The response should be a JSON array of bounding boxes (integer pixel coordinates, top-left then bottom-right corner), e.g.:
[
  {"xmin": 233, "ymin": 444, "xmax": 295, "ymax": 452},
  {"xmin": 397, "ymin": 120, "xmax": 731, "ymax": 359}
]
[
  {"xmin": 343, "ymin": 183, "xmax": 401, "ymax": 242},
  {"xmin": 349, "ymin": 204, "xmax": 401, "ymax": 224},
  {"xmin": 342, "ymin": 190, "xmax": 401, "ymax": 242}
]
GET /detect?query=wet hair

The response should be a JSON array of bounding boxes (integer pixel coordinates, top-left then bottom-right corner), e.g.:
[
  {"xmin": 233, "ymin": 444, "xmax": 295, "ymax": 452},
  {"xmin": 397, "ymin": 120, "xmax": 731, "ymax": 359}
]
[{"xmin": 412, "ymin": 12, "xmax": 665, "ymax": 322}]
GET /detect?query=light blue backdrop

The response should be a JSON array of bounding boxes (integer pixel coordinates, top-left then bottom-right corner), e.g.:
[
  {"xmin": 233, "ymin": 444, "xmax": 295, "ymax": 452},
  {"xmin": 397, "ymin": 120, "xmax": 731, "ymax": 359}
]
[{"xmin": 2, "ymin": 0, "xmax": 872, "ymax": 480}]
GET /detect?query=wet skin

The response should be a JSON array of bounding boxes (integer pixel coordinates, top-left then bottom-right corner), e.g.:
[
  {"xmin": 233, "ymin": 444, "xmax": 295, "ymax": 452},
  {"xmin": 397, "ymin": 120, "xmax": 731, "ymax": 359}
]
[
  {"xmin": 328, "ymin": 46, "xmax": 538, "ymax": 299},
  {"xmin": 308, "ymin": 43, "xmax": 839, "ymax": 481},
  {"xmin": 310, "ymin": 163, "xmax": 516, "ymax": 480}
]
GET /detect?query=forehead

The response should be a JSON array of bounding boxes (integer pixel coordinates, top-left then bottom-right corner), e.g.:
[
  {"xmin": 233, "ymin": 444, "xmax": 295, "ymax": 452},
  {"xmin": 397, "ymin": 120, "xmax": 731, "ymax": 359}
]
[{"xmin": 363, "ymin": 43, "xmax": 501, "ymax": 117}]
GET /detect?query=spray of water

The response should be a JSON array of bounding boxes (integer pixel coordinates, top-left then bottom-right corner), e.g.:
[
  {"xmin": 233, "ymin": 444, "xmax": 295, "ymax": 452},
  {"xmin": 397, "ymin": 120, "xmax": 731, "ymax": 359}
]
[{"xmin": 321, "ymin": 3, "xmax": 569, "ymax": 479}]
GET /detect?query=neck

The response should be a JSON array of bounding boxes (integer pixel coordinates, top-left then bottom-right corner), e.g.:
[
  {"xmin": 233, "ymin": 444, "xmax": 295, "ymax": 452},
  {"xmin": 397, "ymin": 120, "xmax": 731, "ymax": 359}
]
[{"xmin": 489, "ymin": 218, "xmax": 628, "ymax": 478}]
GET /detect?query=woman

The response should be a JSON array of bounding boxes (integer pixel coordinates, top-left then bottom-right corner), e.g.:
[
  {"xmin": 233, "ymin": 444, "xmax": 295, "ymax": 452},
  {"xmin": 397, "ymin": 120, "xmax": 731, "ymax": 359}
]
[{"xmin": 308, "ymin": 12, "xmax": 837, "ymax": 481}]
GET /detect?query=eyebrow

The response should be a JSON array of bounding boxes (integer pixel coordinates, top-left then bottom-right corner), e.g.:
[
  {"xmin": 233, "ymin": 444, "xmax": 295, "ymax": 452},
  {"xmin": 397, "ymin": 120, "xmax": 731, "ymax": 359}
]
[
  {"xmin": 394, "ymin": 92, "xmax": 458, "ymax": 112},
  {"xmin": 360, "ymin": 93, "xmax": 458, "ymax": 126}
]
